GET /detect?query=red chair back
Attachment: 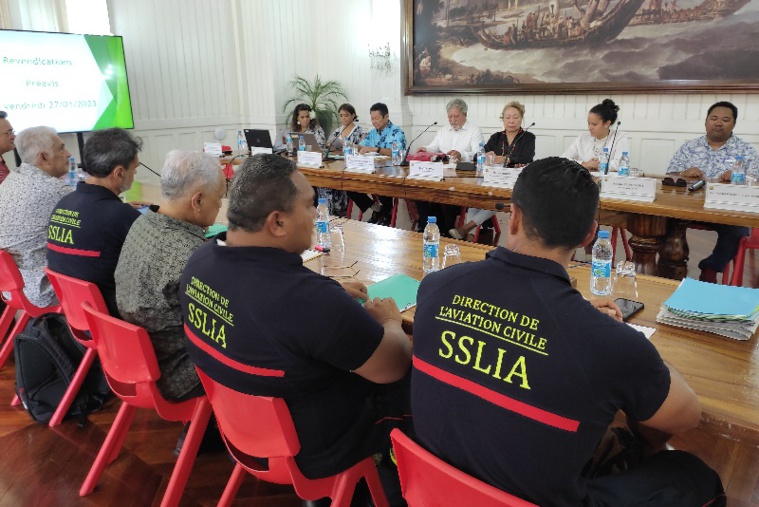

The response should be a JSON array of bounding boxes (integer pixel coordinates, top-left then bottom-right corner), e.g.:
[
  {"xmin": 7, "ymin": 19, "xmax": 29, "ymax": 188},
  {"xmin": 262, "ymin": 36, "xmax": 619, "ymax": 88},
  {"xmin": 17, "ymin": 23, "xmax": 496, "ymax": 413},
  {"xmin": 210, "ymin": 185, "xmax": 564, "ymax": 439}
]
[
  {"xmin": 0, "ymin": 250, "xmax": 42, "ymax": 313},
  {"xmin": 390, "ymin": 429, "xmax": 538, "ymax": 507},
  {"xmin": 81, "ymin": 303, "xmax": 163, "ymax": 407},
  {"xmin": 195, "ymin": 368, "xmax": 299, "ymax": 469},
  {"xmin": 44, "ymin": 268, "xmax": 107, "ymax": 336}
]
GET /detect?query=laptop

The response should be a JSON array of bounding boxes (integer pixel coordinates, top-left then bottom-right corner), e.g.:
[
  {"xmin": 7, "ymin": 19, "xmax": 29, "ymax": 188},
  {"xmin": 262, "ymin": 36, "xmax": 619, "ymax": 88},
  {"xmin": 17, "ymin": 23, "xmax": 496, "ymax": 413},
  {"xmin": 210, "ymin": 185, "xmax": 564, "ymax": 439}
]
[
  {"xmin": 244, "ymin": 129, "xmax": 273, "ymax": 149},
  {"xmin": 288, "ymin": 132, "xmax": 322, "ymax": 153}
]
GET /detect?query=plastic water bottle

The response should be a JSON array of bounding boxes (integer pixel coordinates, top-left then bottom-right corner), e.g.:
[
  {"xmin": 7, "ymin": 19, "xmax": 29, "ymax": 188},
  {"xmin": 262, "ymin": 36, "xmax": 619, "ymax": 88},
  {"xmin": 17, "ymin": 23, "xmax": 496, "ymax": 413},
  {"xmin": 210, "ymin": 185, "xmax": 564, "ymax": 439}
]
[
  {"xmin": 476, "ymin": 142, "xmax": 486, "ymax": 173},
  {"xmin": 286, "ymin": 136, "xmax": 294, "ymax": 156},
  {"xmin": 68, "ymin": 157, "xmax": 77, "ymax": 187},
  {"xmin": 599, "ymin": 147, "xmax": 610, "ymax": 174},
  {"xmin": 298, "ymin": 135, "xmax": 306, "ymax": 152},
  {"xmin": 344, "ymin": 139, "xmax": 352, "ymax": 156},
  {"xmin": 392, "ymin": 141, "xmax": 400, "ymax": 165},
  {"xmin": 731, "ymin": 156, "xmax": 746, "ymax": 185},
  {"xmin": 618, "ymin": 152, "xmax": 630, "ymax": 176},
  {"xmin": 422, "ymin": 216, "xmax": 440, "ymax": 276},
  {"xmin": 316, "ymin": 198, "xmax": 331, "ymax": 249},
  {"xmin": 237, "ymin": 130, "xmax": 248, "ymax": 156},
  {"xmin": 590, "ymin": 230, "xmax": 613, "ymax": 296}
]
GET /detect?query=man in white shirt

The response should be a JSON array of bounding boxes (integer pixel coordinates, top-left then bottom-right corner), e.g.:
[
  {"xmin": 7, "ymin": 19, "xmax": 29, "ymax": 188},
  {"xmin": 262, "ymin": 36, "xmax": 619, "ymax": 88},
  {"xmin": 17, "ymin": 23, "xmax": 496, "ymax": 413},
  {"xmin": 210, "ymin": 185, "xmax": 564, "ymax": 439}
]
[{"xmin": 416, "ymin": 99, "xmax": 485, "ymax": 233}]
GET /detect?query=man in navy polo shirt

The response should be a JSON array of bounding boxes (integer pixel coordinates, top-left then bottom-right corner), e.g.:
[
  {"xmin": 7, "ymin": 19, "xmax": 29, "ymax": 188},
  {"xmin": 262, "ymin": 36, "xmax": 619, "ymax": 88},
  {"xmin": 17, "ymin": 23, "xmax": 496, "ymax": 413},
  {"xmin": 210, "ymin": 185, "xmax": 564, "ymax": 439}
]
[
  {"xmin": 47, "ymin": 128, "xmax": 142, "ymax": 316},
  {"xmin": 412, "ymin": 157, "xmax": 724, "ymax": 506},
  {"xmin": 179, "ymin": 154, "xmax": 412, "ymax": 504}
]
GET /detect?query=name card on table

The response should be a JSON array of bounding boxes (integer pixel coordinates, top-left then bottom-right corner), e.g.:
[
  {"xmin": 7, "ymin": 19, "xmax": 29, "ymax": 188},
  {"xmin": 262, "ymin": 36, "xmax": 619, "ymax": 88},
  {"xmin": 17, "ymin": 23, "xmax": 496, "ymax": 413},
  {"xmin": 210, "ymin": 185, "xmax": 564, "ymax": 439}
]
[
  {"xmin": 250, "ymin": 147, "xmax": 273, "ymax": 155},
  {"xmin": 344, "ymin": 155, "xmax": 376, "ymax": 173},
  {"xmin": 600, "ymin": 176, "xmax": 657, "ymax": 202},
  {"xmin": 203, "ymin": 142, "xmax": 223, "ymax": 156},
  {"xmin": 704, "ymin": 182, "xmax": 759, "ymax": 213},
  {"xmin": 408, "ymin": 161, "xmax": 444, "ymax": 181},
  {"xmin": 297, "ymin": 151, "xmax": 322, "ymax": 167},
  {"xmin": 483, "ymin": 166, "xmax": 521, "ymax": 188}
]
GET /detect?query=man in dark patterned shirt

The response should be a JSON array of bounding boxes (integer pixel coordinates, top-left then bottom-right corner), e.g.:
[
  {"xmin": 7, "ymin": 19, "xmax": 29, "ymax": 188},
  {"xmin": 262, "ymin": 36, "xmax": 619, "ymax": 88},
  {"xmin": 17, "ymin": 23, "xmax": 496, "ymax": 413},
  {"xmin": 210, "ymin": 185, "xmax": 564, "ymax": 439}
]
[{"xmin": 115, "ymin": 150, "xmax": 225, "ymax": 400}]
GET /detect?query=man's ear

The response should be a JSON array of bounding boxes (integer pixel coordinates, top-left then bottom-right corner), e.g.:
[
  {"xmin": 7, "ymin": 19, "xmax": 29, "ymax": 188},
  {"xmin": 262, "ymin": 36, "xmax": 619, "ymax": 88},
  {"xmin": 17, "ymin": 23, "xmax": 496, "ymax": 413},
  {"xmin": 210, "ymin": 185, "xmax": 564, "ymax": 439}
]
[
  {"xmin": 264, "ymin": 211, "xmax": 287, "ymax": 237},
  {"xmin": 509, "ymin": 204, "xmax": 522, "ymax": 236},
  {"xmin": 579, "ymin": 220, "xmax": 599, "ymax": 248},
  {"xmin": 191, "ymin": 191, "xmax": 203, "ymax": 213}
]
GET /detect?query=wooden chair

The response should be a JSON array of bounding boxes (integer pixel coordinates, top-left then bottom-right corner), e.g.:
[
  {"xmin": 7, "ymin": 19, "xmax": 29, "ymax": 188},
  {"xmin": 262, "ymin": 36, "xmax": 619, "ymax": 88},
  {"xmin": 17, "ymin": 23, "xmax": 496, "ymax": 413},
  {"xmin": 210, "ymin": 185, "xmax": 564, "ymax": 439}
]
[
  {"xmin": 0, "ymin": 250, "xmax": 61, "ymax": 370},
  {"xmin": 195, "ymin": 368, "xmax": 389, "ymax": 507},
  {"xmin": 80, "ymin": 303, "xmax": 211, "ymax": 507},
  {"xmin": 390, "ymin": 429, "xmax": 538, "ymax": 507}
]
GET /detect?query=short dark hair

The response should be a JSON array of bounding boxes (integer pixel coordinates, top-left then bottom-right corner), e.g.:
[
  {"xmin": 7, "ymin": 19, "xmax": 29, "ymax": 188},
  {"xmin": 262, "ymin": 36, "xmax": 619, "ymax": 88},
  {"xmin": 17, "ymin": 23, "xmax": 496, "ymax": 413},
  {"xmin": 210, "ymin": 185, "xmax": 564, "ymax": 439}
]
[
  {"xmin": 370, "ymin": 102, "xmax": 389, "ymax": 117},
  {"xmin": 589, "ymin": 98, "xmax": 619, "ymax": 124},
  {"xmin": 512, "ymin": 157, "xmax": 599, "ymax": 250},
  {"xmin": 338, "ymin": 103, "xmax": 358, "ymax": 122},
  {"xmin": 83, "ymin": 128, "xmax": 142, "ymax": 177},
  {"xmin": 0, "ymin": 111, "xmax": 7, "ymax": 119},
  {"xmin": 290, "ymin": 103, "xmax": 319, "ymax": 132},
  {"xmin": 227, "ymin": 154, "xmax": 298, "ymax": 232},
  {"xmin": 707, "ymin": 101, "xmax": 738, "ymax": 122}
]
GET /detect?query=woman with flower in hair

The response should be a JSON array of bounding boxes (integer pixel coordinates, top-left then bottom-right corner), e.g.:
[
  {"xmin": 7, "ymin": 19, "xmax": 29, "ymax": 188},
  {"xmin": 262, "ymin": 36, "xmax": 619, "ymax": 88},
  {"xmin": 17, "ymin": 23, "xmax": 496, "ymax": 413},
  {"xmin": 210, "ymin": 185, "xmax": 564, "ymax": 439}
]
[{"xmin": 290, "ymin": 103, "xmax": 326, "ymax": 149}]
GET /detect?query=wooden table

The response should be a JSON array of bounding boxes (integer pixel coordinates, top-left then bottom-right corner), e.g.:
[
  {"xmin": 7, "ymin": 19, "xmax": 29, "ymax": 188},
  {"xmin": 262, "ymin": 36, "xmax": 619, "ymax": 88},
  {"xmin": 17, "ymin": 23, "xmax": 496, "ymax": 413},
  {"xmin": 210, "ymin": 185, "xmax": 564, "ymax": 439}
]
[
  {"xmin": 299, "ymin": 159, "xmax": 759, "ymax": 279},
  {"xmin": 307, "ymin": 219, "xmax": 759, "ymax": 446}
]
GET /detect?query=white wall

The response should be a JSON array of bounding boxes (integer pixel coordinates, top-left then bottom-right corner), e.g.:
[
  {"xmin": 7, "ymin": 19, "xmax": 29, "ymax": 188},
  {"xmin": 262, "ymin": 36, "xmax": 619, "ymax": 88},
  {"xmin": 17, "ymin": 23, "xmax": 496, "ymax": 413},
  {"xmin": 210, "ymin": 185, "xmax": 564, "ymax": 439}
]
[{"xmin": 4, "ymin": 0, "xmax": 758, "ymax": 180}]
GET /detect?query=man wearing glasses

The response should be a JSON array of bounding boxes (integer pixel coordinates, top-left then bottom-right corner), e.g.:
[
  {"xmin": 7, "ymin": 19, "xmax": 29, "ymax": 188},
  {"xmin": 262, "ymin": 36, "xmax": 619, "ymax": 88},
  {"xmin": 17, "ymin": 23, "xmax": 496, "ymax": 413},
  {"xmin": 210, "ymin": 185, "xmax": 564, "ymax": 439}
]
[
  {"xmin": 0, "ymin": 111, "xmax": 15, "ymax": 184},
  {"xmin": 666, "ymin": 101, "xmax": 759, "ymax": 283}
]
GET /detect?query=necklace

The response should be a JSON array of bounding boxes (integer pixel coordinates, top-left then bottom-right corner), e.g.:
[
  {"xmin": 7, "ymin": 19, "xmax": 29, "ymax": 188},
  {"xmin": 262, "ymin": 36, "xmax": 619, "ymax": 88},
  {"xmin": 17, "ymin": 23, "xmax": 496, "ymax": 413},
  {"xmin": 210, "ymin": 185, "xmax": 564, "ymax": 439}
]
[{"xmin": 592, "ymin": 135, "xmax": 608, "ymax": 157}]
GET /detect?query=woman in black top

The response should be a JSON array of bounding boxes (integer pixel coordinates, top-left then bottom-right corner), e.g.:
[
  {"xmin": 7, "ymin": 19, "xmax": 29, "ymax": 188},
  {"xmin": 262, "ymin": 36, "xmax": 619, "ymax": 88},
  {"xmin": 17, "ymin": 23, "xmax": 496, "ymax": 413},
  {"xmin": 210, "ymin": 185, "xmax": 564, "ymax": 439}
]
[
  {"xmin": 484, "ymin": 101, "xmax": 535, "ymax": 167},
  {"xmin": 450, "ymin": 101, "xmax": 535, "ymax": 241}
]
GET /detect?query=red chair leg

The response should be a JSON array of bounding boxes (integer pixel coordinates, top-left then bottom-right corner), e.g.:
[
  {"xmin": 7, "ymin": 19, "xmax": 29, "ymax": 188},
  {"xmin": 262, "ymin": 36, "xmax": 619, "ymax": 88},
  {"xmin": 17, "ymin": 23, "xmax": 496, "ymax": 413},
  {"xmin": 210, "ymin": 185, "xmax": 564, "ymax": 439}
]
[
  {"xmin": 330, "ymin": 469, "xmax": 360, "ymax": 507},
  {"xmin": 610, "ymin": 227, "xmax": 620, "ymax": 263},
  {"xmin": 457, "ymin": 207, "xmax": 467, "ymax": 228},
  {"xmin": 11, "ymin": 394, "xmax": 21, "ymax": 406},
  {"xmin": 80, "ymin": 402, "xmax": 137, "ymax": 496},
  {"xmin": 218, "ymin": 463, "xmax": 247, "ymax": 507},
  {"xmin": 390, "ymin": 199, "xmax": 399, "ymax": 228},
  {"xmin": 730, "ymin": 236, "xmax": 748, "ymax": 286},
  {"xmin": 362, "ymin": 462, "xmax": 390, "ymax": 507},
  {"xmin": 0, "ymin": 312, "xmax": 30, "ymax": 370},
  {"xmin": 0, "ymin": 305, "xmax": 16, "ymax": 344},
  {"xmin": 159, "ymin": 399, "xmax": 213, "ymax": 507},
  {"xmin": 49, "ymin": 348, "xmax": 97, "ymax": 427},
  {"xmin": 621, "ymin": 229, "xmax": 632, "ymax": 260}
]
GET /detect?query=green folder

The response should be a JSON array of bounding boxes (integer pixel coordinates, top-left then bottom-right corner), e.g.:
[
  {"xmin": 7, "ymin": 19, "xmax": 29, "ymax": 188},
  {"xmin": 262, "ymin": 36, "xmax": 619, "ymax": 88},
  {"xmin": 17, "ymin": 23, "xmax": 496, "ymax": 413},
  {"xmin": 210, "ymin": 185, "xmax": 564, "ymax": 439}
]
[{"xmin": 367, "ymin": 274, "xmax": 421, "ymax": 311}]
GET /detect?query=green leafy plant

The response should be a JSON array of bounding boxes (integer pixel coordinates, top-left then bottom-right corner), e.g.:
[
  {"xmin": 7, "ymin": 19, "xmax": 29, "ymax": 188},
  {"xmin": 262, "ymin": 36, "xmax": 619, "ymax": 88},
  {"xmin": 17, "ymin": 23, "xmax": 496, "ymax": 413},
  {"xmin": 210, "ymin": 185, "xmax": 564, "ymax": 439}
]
[{"xmin": 282, "ymin": 74, "xmax": 348, "ymax": 134}]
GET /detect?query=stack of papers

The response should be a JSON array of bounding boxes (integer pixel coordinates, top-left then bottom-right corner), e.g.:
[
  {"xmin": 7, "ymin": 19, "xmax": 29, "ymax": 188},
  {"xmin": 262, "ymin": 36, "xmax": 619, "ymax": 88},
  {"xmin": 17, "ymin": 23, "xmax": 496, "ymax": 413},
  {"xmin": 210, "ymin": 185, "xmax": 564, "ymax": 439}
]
[
  {"xmin": 366, "ymin": 274, "xmax": 421, "ymax": 312},
  {"xmin": 656, "ymin": 277, "xmax": 759, "ymax": 340}
]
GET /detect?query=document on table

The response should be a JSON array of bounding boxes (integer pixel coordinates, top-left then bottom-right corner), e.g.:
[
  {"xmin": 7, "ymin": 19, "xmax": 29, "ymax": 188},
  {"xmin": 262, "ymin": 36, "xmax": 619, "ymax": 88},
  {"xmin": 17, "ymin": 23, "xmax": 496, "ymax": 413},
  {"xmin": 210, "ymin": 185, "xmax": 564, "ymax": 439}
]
[{"xmin": 365, "ymin": 274, "xmax": 421, "ymax": 311}]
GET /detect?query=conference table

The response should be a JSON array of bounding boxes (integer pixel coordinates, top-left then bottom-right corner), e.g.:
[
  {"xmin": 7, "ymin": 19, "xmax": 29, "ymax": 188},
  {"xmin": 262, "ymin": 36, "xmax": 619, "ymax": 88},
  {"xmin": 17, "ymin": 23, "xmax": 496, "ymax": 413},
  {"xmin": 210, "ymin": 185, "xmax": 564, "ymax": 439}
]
[
  {"xmin": 296, "ymin": 158, "xmax": 759, "ymax": 280},
  {"xmin": 307, "ymin": 219, "xmax": 759, "ymax": 446}
]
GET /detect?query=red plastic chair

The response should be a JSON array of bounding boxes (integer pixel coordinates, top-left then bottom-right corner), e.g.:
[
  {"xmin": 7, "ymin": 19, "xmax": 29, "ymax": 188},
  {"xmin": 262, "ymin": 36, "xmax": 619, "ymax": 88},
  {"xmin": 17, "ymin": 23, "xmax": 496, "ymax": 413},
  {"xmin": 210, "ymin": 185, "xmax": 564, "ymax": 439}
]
[
  {"xmin": 611, "ymin": 227, "xmax": 633, "ymax": 262},
  {"xmin": 81, "ymin": 303, "xmax": 212, "ymax": 507},
  {"xmin": 195, "ymin": 368, "xmax": 389, "ymax": 507},
  {"xmin": 728, "ymin": 228, "xmax": 759, "ymax": 286},
  {"xmin": 0, "ymin": 250, "xmax": 61, "ymax": 370},
  {"xmin": 390, "ymin": 429, "xmax": 538, "ymax": 507},
  {"xmin": 43, "ymin": 268, "xmax": 108, "ymax": 427}
]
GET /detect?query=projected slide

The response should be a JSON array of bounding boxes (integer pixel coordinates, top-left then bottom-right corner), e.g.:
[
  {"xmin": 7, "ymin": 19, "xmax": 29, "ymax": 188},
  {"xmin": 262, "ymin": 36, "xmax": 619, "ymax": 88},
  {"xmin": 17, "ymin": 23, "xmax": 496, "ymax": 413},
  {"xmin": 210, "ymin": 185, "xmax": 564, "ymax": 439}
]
[{"xmin": 0, "ymin": 30, "xmax": 134, "ymax": 133}]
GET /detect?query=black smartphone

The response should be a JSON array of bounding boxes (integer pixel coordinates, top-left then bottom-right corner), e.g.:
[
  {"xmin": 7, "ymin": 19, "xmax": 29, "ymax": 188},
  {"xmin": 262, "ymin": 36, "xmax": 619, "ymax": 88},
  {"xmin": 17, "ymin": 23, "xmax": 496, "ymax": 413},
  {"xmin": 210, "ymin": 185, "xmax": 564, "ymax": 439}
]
[{"xmin": 614, "ymin": 298, "xmax": 644, "ymax": 321}]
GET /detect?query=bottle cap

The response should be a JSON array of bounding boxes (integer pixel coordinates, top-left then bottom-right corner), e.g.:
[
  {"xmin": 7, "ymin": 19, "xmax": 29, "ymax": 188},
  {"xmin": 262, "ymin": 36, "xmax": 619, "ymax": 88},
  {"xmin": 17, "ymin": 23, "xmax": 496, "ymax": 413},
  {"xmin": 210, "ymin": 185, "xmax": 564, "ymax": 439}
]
[
  {"xmin": 736, "ymin": 156, "xmax": 744, "ymax": 160},
  {"xmin": 428, "ymin": 216, "xmax": 437, "ymax": 223},
  {"xmin": 598, "ymin": 230, "xmax": 610, "ymax": 239},
  {"xmin": 622, "ymin": 152, "xmax": 628, "ymax": 156},
  {"xmin": 318, "ymin": 198, "xmax": 327, "ymax": 205},
  {"xmin": 602, "ymin": 147, "xmax": 609, "ymax": 152}
]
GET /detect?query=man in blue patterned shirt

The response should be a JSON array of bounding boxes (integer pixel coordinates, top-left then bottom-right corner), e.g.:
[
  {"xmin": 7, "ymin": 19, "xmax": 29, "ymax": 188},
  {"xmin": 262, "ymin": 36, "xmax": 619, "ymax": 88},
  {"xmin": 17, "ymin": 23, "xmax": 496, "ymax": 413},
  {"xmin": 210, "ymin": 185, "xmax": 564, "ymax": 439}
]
[
  {"xmin": 347, "ymin": 103, "xmax": 407, "ymax": 226},
  {"xmin": 667, "ymin": 101, "xmax": 759, "ymax": 283}
]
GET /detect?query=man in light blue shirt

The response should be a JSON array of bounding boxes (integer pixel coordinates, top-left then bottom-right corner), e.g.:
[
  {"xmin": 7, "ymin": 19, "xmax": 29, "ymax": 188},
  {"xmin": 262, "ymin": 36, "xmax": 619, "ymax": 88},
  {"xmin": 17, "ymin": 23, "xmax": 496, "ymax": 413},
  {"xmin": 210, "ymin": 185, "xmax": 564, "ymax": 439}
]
[
  {"xmin": 667, "ymin": 101, "xmax": 758, "ymax": 283},
  {"xmin": 347, "ymin": 103, "xmax": 407, "ymax": 226}
]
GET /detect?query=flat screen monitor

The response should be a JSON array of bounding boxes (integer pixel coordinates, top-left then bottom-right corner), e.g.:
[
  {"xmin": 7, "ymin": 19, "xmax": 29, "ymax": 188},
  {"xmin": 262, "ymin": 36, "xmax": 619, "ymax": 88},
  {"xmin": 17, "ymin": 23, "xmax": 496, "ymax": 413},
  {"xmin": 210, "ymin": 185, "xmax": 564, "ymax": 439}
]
[{"xmin": 0, "ymin": 29, "xmax": 134, "ymax": 133}]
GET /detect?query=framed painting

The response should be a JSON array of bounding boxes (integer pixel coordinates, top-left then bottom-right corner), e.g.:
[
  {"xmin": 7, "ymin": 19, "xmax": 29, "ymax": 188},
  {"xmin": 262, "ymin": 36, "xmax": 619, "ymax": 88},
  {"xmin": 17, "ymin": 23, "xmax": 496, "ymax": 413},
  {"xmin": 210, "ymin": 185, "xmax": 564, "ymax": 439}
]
[{"xmin": 403, "ymin": 0, "xmax": 759, "ymax": 94}]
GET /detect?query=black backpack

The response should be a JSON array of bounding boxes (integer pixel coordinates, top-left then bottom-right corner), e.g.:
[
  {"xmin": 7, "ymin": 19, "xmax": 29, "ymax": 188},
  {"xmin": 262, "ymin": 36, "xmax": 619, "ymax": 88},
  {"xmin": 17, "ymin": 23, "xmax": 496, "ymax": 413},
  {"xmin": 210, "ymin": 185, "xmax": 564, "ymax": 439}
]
[{"xmin": 14, "ymin": 313, "xmax": 110, "ymax": 423}]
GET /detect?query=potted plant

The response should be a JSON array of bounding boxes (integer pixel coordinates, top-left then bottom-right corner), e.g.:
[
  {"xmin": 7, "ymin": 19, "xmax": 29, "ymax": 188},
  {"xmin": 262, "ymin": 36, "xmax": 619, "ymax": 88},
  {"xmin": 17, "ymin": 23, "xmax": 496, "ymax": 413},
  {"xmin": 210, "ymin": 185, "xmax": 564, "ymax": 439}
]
[{"xmin": 282, "ymin": 74, "xmax": 348, "ymax": 135}]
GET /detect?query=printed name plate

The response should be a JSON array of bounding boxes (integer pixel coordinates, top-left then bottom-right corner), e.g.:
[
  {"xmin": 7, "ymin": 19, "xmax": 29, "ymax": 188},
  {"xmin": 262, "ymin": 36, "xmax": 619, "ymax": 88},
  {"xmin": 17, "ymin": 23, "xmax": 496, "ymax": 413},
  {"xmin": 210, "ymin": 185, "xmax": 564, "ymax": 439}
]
[
  {"xmin": 483, "ymin": 166, "xmax": 521, "ymax": 188},
  {"xmin": 408, "ymin": 161, "xmax": 444, "ymax": 181},
  {"xmin": 344, "ymin": 155, "xmax": 376, "ymax": 173},
  {"xmin": 704, "ymin": 182, "xmax": 759, "ymax": 213},
  {"xmin": 297, "ymin": 151, "xmax": 322, "ymax": 167},
  {"xmin": 203, "ymin": 142, "xmax": 222, "ymax": 156},
  {"xmin": 600, "ymin": 176, "xmax": 657, "ymax": 202},
  {"xmin": 250, "ymin": 147, "xmax": 273, "ymax": 155}
]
